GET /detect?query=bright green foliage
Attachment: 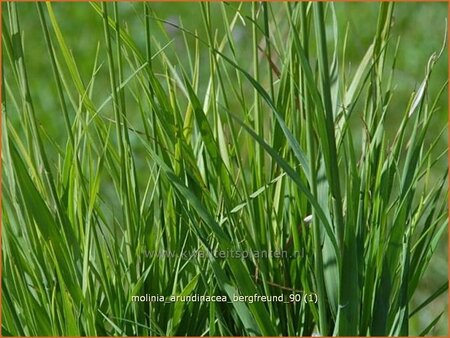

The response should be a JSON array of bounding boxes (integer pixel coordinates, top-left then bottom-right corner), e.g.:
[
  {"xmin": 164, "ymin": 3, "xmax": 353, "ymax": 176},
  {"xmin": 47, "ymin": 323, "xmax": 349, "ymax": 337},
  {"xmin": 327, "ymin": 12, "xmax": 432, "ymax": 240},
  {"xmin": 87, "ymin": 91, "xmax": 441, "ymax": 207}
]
[{"xmin": 2, "ymin": 2, "xmax": 447, "ymax": 336}]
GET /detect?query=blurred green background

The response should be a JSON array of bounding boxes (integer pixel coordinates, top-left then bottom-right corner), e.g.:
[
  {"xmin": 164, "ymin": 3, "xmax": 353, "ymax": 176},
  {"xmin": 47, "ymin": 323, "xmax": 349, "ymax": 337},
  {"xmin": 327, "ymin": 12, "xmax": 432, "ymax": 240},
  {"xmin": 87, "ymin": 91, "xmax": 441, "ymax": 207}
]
[
  {"xmin": 3, "ymin": 2, "xmax": 448, "ymax": 335},
  {"xmin": 9, "ymin": 2, "xmax": 448, "ymax": 140}
]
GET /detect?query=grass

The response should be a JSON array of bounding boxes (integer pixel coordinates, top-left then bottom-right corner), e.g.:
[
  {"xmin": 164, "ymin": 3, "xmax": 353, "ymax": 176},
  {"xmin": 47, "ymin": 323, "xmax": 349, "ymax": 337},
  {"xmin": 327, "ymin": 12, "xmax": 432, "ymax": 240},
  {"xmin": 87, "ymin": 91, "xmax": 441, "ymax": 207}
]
[{"xmin": 2, "ymin": 2, "xmax": 448, "ymax": 336}]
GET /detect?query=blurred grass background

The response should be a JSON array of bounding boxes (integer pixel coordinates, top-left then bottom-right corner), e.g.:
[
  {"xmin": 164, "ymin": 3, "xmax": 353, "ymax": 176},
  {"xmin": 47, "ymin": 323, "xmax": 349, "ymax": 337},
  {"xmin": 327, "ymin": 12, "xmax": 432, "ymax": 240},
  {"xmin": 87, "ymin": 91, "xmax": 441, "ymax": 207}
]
[
  {"xmin": 3, "ymin": 2, "xmax": 448, "ymax": 335},
  {"xmin": 12, "ymin": 2, "xmax": 448, "ymax": 142}
]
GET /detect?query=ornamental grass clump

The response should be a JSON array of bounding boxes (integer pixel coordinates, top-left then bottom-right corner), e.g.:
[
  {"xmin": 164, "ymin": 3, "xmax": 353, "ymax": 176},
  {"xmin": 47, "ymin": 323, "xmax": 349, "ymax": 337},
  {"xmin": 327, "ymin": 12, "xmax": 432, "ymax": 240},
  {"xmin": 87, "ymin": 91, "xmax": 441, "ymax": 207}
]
[{"xmin": 2, "ymin": 2, "xmax": 447, "ymax": 336}]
